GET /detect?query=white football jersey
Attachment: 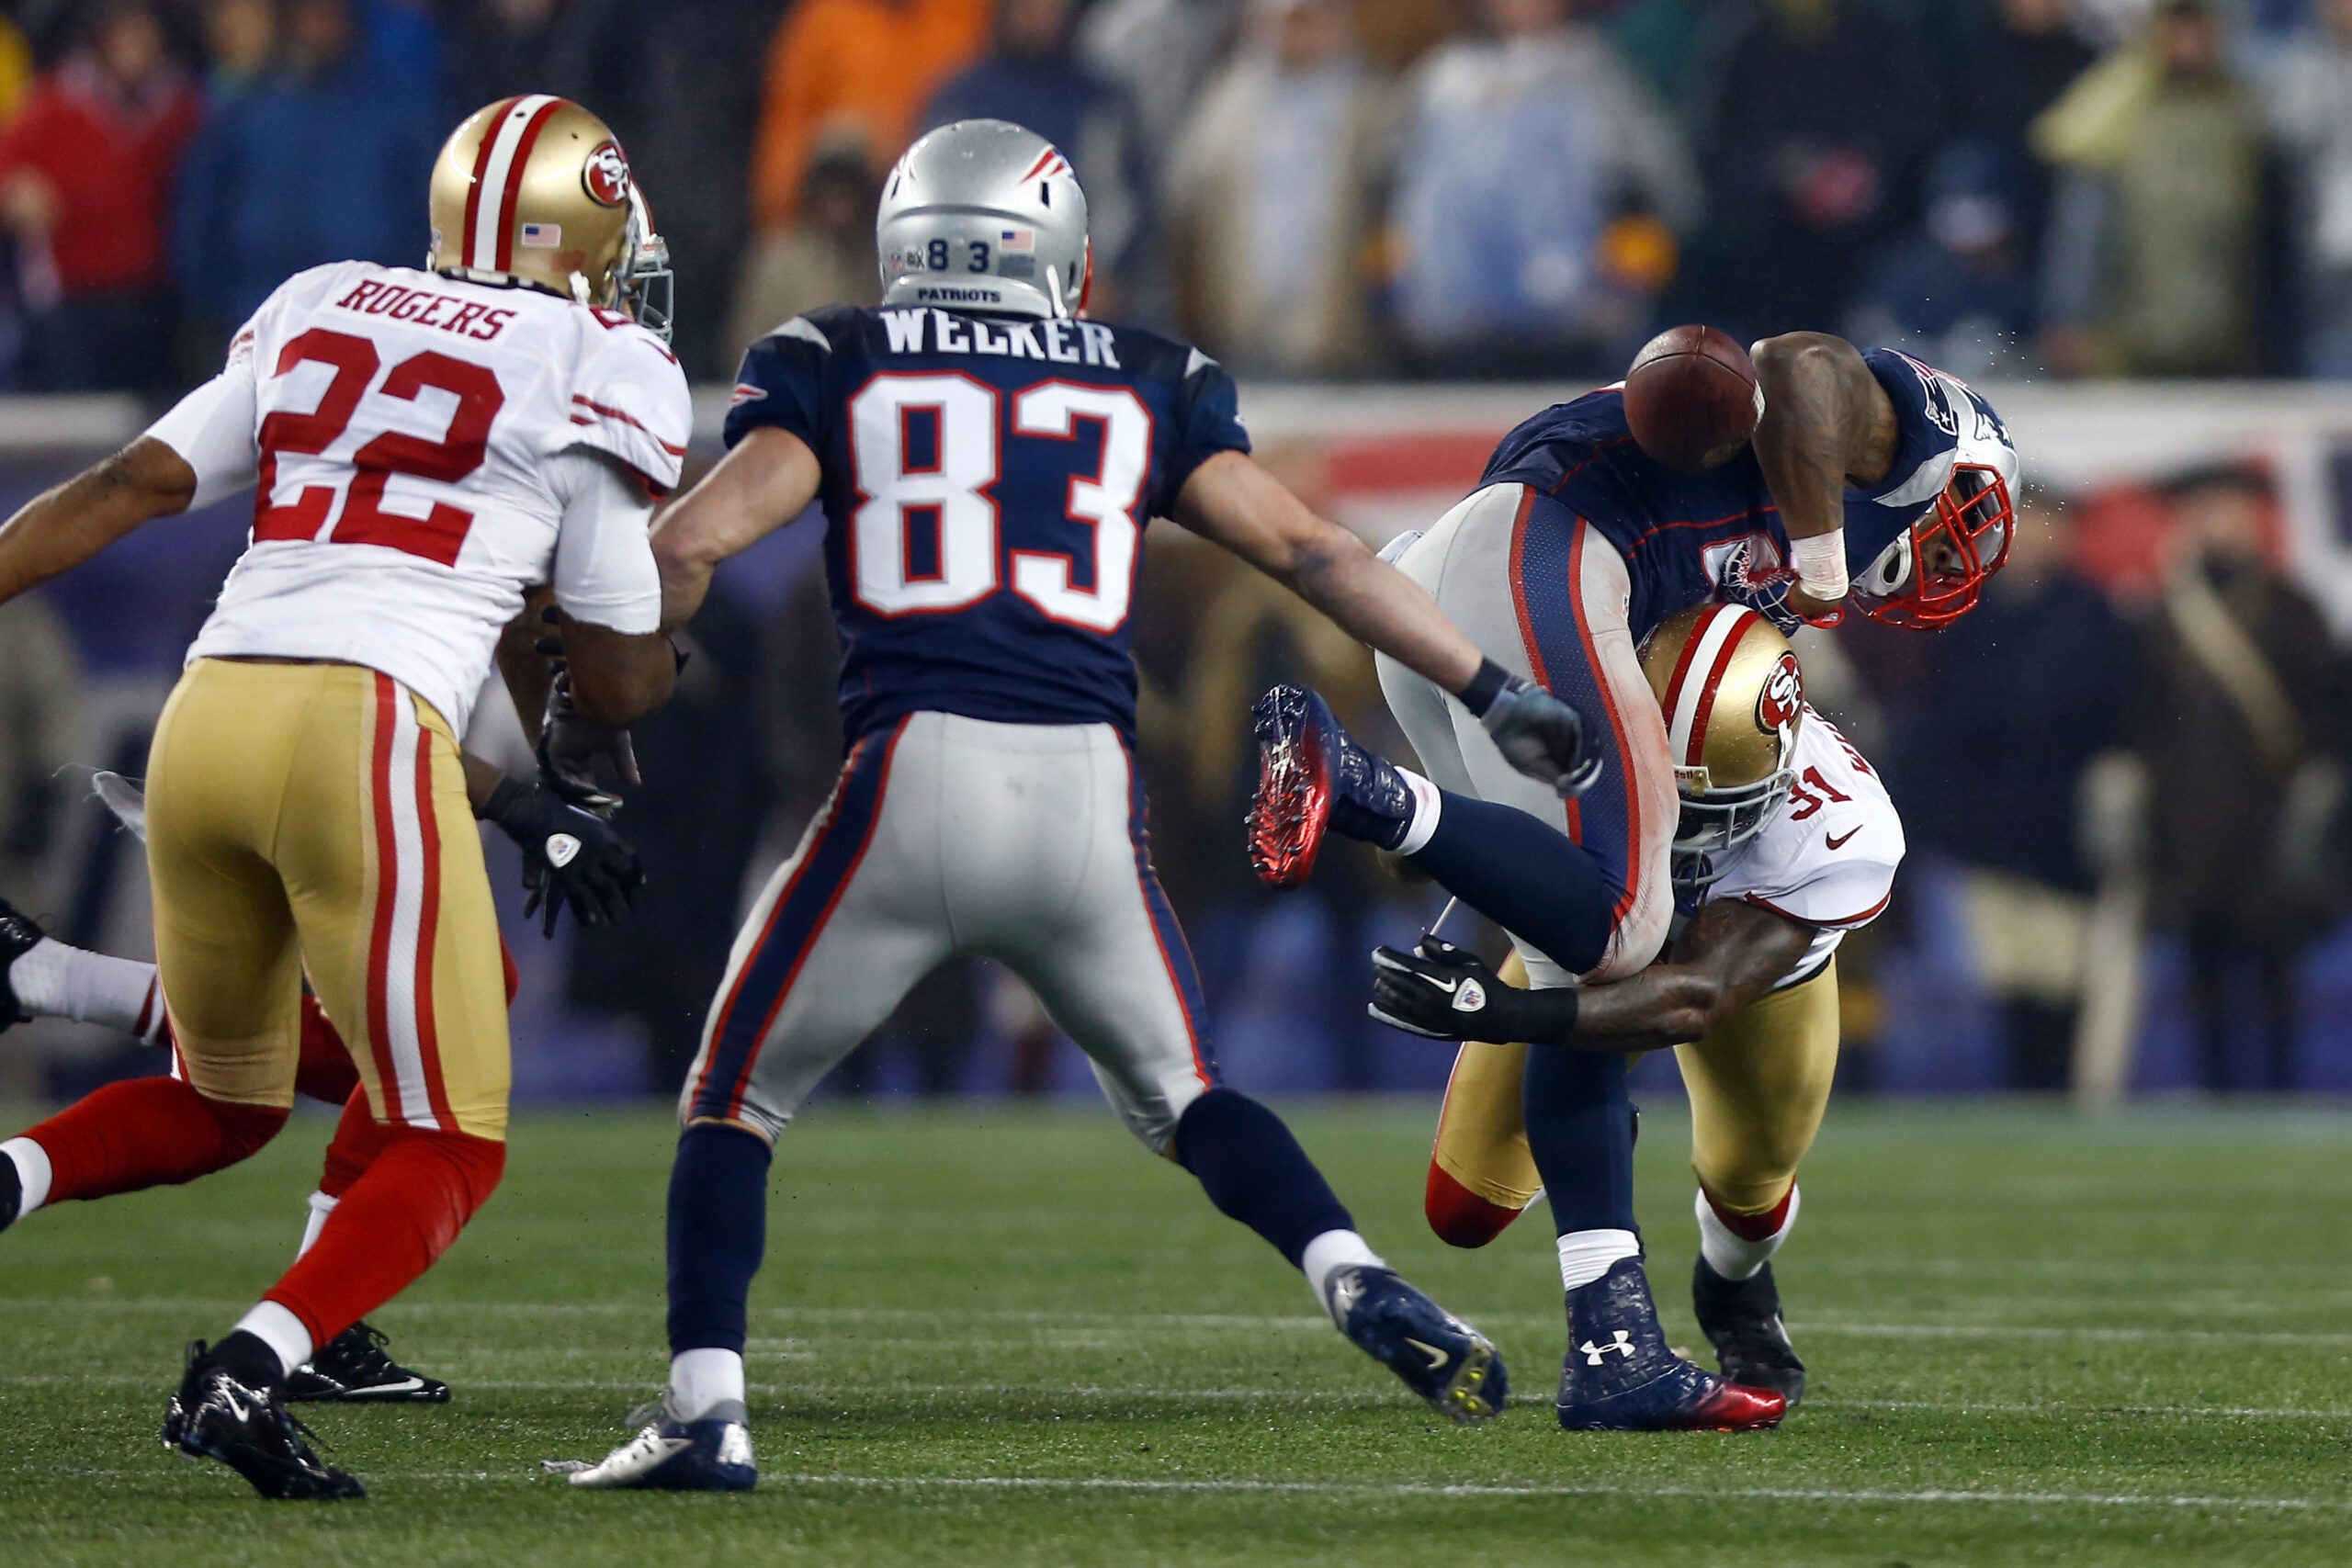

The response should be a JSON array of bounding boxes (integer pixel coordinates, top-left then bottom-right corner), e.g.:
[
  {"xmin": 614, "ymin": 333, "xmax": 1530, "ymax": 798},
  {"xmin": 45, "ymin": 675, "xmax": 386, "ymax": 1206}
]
[
  {"xmin": 146, "ymin": 260, "xmax": 689, "ymax": 735},
  {"xmin": 1693, "ymin": 705, "xmax": 1905, "ymax": 990}
]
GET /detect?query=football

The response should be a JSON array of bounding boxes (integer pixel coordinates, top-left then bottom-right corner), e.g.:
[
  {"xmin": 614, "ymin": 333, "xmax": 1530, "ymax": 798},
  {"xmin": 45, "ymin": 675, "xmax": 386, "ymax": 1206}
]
[{"xmin": 1622, "ymin": 324, "xmax": 1762, "ymax": 469}]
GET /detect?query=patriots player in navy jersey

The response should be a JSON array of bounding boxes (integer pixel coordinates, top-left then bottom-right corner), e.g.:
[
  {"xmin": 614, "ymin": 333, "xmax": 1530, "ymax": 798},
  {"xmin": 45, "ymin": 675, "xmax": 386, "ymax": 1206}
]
[
  {"xmin": 1250, "ymin": 333, "xmax": 2018, "ymax": 1432},
  {"xmin": 564, "ymin": 120, "xmax": 1601, "ymax": 1491}
]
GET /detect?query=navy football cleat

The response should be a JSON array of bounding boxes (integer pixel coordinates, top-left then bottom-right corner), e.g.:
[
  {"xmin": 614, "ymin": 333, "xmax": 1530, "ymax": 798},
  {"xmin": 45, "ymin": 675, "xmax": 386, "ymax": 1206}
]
[
  {"xmin": 1555, "ymin": 1258, "xmax": 1785, "ymax": 1432},
  {"xmin": 1692, "ymin": 1257, "xmax": 1805, "ymax": 1407},
  {"xmin": 161, "ymin": 1341, "xmax": 366, "ymax": 1500},
  {"xmin": 284, "ymin": 1321, "xmax": 451, "ymax": 1404},
  {"xmin": 1325, "ymin": 1263, "xmax": 1508, "ymax": 1424},
  {"xmin": 1248, "ymin": 684, "xmax": 1419, "ymax": 887},
  {"xmin": 559, "ymin": 1397, "xmax": 756, "ymax": 1491}
]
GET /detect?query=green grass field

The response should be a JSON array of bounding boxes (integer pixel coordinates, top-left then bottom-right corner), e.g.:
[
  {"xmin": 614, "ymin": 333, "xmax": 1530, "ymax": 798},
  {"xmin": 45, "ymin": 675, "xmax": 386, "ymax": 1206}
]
[{"xmin": 3, "ymin": 1098, "xmax": 2350, "ymax": 1565}]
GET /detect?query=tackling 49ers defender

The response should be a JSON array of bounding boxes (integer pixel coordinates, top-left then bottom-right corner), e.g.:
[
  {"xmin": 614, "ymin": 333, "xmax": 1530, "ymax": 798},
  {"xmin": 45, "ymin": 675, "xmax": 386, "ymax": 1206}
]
[
  {"xmin": 1369, "ymin": 605, "xmax": 1903, "ymax": 1411},
  {"xmin": 564, "ymin": 118, "xmax": 1596, "ymax": 1492},
  {"xmin": 0, "ymin": 96, "xmax": 683, "ymax": 1499},
  {"xmin": 1250, "ymin": 334, "xmax": 2011, "ymax": 1430}
]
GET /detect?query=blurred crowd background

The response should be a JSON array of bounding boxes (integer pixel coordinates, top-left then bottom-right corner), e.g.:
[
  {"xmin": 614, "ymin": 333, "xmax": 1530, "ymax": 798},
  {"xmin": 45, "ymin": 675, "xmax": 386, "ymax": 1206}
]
[{"xmin": 0, "ymin": 0, "xmax": 2349, "ymax": 1112}]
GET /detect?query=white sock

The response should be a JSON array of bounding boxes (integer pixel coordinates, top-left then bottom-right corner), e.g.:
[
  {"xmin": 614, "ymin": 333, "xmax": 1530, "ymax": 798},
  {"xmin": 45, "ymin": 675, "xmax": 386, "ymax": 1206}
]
[
  {"xmin": 1394, "ymin": 769, "xmax": 1443, "ymax": 856},
  {"xmin": 1300, "ymin": 1228, "xmax": 1386, "ymax": 1321},
  {"xmin": 295, "ymin": 1190, "xmax": 338, "ymax": 1260},
  {"xmin": 11, "ymin": 940, "xmax": 167, "ymax": 1043},
  {"xmin": 1695, "ymin": 1183, "xmax": 1799, "ymax": 1282},
  {"xmin": 670, "ymin": 1348, "xmax": 746, "ymax": 1421},
  {"xmin": 1556, "ymin": 1227, "xmax": 1641, "ymax": 1292},
  {"xmin": 3, "ymin": 1136, "xmax": 52, "ymax": 1216},
  {"xmin": 233, "ymin": 1300, "xmax": 314, "ymax": 1379}
]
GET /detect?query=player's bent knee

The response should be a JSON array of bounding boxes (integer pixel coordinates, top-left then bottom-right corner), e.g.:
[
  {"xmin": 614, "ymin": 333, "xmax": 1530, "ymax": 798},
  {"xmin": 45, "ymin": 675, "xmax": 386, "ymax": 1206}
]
[
  {"xmin": 203, "ymin": 1096, "xmax": 291, "ymax": 1166},
  {"xmin": 1424, "ymin": 1162, "xmax": 1524, "ymax": 1248}
]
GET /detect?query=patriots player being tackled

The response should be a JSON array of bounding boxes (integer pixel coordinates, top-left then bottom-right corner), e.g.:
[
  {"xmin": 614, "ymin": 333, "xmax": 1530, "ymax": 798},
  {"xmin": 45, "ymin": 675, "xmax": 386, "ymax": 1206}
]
[
  {"xmin": 563, "ymin": 119, "xmax": 1599, "ymax": 1492},
  {"xmin": 1250, "ymin": 333, "xmax": 2012, "ymax": 1430},
  {"xmin": 1366, "ymin": 605, "xmax": 1903, "ymax": 1413}
]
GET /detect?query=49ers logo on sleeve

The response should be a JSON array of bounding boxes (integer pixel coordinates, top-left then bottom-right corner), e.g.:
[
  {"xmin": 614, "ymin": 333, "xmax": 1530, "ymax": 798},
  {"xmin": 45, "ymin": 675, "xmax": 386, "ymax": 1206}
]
[
  {"xmin": 1756, "ymin": 650, "xmax": 1803, "ymax": 732},
  {"xmin": 582, "ymin": 141, "xmax": 631, "ymax": 208}
]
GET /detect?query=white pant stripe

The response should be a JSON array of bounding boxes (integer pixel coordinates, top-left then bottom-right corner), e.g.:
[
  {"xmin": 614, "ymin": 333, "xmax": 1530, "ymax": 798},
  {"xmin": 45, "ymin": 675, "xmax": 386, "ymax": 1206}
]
[{"xmin": 379, "ymin": 690, "xmax": 440, "ymax": 1130}]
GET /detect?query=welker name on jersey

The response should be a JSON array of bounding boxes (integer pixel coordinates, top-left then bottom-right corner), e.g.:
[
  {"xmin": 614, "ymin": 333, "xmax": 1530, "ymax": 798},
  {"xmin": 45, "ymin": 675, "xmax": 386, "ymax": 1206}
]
[
  {"xmin": 1690, "ymin": 705, "xmax": 1905, "ymax": 992},
  {"xmin": 726, "ymin": 303, "xmax": 1250, "ymax": 745},
  {"xmin": 147, "ymin": 259, "xmax": 689, "ymax": 736}
]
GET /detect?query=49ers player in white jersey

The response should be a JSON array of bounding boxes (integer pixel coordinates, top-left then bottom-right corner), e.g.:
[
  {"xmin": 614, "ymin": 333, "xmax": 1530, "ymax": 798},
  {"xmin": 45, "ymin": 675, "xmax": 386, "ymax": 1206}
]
[
  {"xmin": 1367, "ymin": 604, "xmax": 1904, "ymax": 1416},
  {"xmin": 0, "ymin": 96, "xmax": 683, "ymax": 1500}
]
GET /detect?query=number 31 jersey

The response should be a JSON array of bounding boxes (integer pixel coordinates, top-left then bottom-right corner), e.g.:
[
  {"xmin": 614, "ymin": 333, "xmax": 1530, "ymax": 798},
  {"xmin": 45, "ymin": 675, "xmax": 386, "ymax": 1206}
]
[
  {"xmin": 150, "ymin": 259, "xmax": 689, "ymax": 735},
  {"xmin": 726, "ymin": 304, "xmax": 1252, "ymax": 744}
]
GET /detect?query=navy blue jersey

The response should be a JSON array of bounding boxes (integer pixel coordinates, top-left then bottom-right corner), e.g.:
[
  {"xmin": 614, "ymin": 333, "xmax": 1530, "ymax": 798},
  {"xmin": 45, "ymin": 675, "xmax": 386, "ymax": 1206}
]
[
  {"xmin": 1480, "ymin": 347, "xmax": 2008, "ymax": 640},
  {"xmin": 727, "ymin": 303, "xmax": 1250, "ymax": 743}
]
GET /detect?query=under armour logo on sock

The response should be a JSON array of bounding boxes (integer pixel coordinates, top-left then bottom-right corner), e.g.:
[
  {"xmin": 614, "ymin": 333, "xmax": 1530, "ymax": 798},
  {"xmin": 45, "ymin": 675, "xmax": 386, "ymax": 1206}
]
[{"xmin": 1579, "ymin": 1330, "xmax": 1636, "ymax": 1365}]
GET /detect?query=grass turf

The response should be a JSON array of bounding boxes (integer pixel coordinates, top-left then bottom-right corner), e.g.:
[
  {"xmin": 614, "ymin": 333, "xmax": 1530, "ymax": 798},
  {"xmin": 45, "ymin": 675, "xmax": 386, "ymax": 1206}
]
[{"xmin": 2, "ymin": 1099, "xmax": 2350, "ymax": 1565}]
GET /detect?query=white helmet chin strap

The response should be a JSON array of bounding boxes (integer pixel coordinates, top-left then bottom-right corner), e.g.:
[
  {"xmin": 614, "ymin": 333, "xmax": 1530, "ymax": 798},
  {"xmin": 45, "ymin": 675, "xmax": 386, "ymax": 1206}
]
[{"xmin": 1864, "ymin": 531, "xmax": 1915, "ymax": 597}]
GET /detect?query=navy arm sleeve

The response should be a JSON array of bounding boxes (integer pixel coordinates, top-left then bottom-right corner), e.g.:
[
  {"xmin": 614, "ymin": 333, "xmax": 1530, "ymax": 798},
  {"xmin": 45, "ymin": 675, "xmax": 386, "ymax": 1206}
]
[
  {"xmin": 1153, "ymin": 351, "xmax": 1252, "ymax": 517},
  {"xmin": 722, "ymin": 315, "xmax": 840, "ymax": 454}
]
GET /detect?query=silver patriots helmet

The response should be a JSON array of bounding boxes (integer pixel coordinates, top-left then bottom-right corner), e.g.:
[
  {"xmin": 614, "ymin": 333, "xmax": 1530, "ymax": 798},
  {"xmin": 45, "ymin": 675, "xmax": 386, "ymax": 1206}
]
[{"xmin": 876, "ymin": 119, "xmax": 1091, "ymax": 319}]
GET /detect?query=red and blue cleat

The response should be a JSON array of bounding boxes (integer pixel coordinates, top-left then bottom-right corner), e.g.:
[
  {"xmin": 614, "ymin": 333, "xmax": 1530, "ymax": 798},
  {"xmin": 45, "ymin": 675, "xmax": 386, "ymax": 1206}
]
[
  {"xmin": 1556, "ymin": 1258, "xmax": 1785, "ymax": 1432},
  {"xmin": 1248, "ymin": 684, "xmax": 1418, "ymax": 887}
]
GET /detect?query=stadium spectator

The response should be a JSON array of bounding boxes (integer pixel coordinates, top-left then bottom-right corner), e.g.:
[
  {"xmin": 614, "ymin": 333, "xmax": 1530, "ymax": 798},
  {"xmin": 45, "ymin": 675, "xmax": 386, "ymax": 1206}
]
[
  {"xmin": 199, "ymin": 0, "xmax": 277, "ymax": 100},
  {"xmin": 1167, "ymin": 0, "xmax": 1387, "ymax": 377},
  {"xmin": 1895, "ymin": 491, "xmax": 2137, "ymax": 1091},
  {"xmin": 1078, "ymin": 0, "xmax": 1242, "ymax": 154},
  {"xmin": 1674, "ymin": 0, "xmax": 1931, "ymax": 348},
  {"xmin": 2034, "ymin": 0, "xmax": 2265, "ymax": 378},
  {"xmin": 923, "ymin": 0, "xmax": 1152, "ymax": 316},
  {"xmin": 747, "ymin": 0, "xmax": 988, "ymax": 235},
  {"xmin": 2138, "ymin": 465, "xmax": 2347, "ymax": 1093},
  {"xmin": 0, "ymin": 0, "xmax": 199, "ymax": 392},
  {"xmin": 727, "ymin": 134, "xmax": 882, "ymax": 364},
  {"xmin": 443, "ymin": 0, "xmax": 636, "ymax": 137},
  {"xmin": 1966, "ymin": 0, "xmax": 2098, "ymax": 261},
  {"xmin": 1387, "ymin": 0, "xmax": 1696, "ymax": 378},
  {"xmin": 2263, "ymin": 0, "xmax": 2352, "ymax": 377},
  {"xmin": 174, "ymin": 0, "xmax": 437, "ymax": 344},
  {"xmin": 1846, "ymin": 141, "xmax": 2037, "ymax": 381}
]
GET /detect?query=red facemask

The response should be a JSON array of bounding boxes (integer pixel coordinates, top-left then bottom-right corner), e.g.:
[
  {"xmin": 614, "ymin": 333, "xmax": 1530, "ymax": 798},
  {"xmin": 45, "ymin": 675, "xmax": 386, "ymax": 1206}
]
[{"xmin": 1854, "ymin": 462, "xmax": 2015, "ymax": 630}]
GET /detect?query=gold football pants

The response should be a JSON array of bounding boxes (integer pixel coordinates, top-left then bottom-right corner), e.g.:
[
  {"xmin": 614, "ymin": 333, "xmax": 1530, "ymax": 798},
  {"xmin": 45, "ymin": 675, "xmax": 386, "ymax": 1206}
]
[
  {"xmin": 1429, "ymin": 953, "xmax": 1841, "ymax": 1219},
  {"xmin": 145, "ymin": 659, "xmax": 510, "ymax": 1139}
]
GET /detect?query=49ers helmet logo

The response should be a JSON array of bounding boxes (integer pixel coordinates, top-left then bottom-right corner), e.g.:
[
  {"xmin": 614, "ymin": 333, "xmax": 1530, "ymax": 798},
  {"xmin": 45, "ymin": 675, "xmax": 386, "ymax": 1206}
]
[
  {"xmin": 1756, "ymin": 650, "xmax": 1803, "ymax": 732},
  {"xmin": 582, "ymin": 141, "xmax": 631, "ymax": 208}
]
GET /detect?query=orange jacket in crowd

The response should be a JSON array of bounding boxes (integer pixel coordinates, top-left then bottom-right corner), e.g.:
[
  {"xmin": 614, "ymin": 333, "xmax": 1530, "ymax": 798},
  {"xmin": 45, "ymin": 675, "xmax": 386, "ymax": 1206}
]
[{"xmin": 750, "ymin": 0, "xmax": 991, "ymax": 232}]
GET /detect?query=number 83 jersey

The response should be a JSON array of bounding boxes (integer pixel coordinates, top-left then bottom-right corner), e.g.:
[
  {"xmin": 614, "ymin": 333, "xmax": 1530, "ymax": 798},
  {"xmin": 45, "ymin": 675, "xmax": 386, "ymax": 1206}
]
[
  {"xmin": 148, "ymin": 259, "xmax": 690, "ymax": 736},
  {"xmin": 727, "ymin": 303, "xmax": 1253, "ymax": 743}
]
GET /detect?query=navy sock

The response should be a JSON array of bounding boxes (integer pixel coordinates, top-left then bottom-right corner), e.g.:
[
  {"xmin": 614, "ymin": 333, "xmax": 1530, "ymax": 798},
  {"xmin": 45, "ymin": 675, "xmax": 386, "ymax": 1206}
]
[
  {"xmin": 1522, "ymin": 1043, "xmax": 1639, "ymax": 1237},
  {"xmin": 1172, "ymin": 1089, "xmax": 1354, "ymax": 1268},
  {"xmin": 1407, "ymin": 790, "xmax": 1614, "ymax": 975},
  {"xmin": 666, "ymin": 1122, "xmax": 775, "ymax": 1356},
  {"xmin": 209, "ymin": 1329, "xmax": 288, "ymax": 1391}
]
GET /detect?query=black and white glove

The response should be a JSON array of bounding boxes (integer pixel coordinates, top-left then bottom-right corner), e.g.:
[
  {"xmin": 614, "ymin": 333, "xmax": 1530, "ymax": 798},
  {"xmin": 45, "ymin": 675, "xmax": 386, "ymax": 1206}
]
[
  {"xmin": 537, "ymin": 665, "xmax": 640, "ymax": 815},
  {"xmin": 1716, "ymin": 537, "xmax": 1843, "ymax": 635},
  {"xmin": 1461, "ymin": 659, "xmax": 1603, "ymax": 799},
  {"xmin": 1368, "ymin": 937, "xmax": 1537, "ymax": 1043},
  {"xmin": 481, "ymin": 776, "xmax": 645, "ymax": 938}
]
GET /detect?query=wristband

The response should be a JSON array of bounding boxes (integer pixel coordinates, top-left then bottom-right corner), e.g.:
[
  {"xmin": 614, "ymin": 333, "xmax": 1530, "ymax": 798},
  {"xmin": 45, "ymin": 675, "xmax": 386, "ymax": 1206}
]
[
  {"xmin": 1458, "ymin": 658, "xmax": 1513, "ymax": 718},
  {"xmin": 1790, "ymin": 529, "xmax": 1848, "ymax": 600}
]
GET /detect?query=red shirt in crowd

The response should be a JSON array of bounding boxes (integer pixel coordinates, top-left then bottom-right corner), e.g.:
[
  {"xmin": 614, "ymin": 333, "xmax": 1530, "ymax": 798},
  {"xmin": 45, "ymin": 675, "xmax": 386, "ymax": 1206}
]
[{"xmin": 0, "ymin": 58, "xmax": 201, "ymax": 298}]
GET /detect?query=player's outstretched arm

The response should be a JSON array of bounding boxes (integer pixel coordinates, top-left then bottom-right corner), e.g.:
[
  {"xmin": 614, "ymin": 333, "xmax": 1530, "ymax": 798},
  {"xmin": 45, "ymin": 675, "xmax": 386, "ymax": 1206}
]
[
  {"xmin": 1750, "ymin": 333, "xmax": 1899, "ymax": 619},
  {"xmin": 1372, "ymin": 900, "xmax": 1816, "ymax": 1052},
  {"xmin": 0, "ymin": 438, "xmax": 197, "ymax": 605},
  {"xmin": 650, "ymin": 425, "xmax": 823, "ymax": 634}
]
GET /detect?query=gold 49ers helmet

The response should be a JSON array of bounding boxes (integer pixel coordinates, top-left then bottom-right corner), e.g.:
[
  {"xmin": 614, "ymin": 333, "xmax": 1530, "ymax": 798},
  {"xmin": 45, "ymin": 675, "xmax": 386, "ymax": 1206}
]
[
  {"xmin": 426, "ymin": 96, "xmax": 673, "ymax": 338},
  {"xmin": 1641, "ymin": 603, "xmax": 1805, "ymax": 885}
]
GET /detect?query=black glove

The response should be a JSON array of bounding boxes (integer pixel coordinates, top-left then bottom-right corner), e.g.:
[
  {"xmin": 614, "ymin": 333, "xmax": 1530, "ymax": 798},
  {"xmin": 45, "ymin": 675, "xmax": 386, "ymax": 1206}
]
[
  {"xmin": 481, "ymin": 776, "xmax": 645, "ymax": 937},
  {"xmin": 1368, "ymin": 937, "xmax": 1537, "ymax": 1042},
  {"xmin": 1469, "ymin": 665, "xmax": 1603, "ymax": 800},
  {"xmin": 537, "ymin": 665, "xmax": 640, "ymax": 814}
]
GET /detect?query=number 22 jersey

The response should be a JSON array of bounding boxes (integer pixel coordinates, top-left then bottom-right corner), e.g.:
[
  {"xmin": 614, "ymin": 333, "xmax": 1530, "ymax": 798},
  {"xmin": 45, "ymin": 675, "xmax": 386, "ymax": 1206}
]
[
  {"xmin": 726, "ymin": 304, "xmax": 1253, "ymax": 744},
  {"xmin": 147, "ymin": 259, "xmax": 690, "ymax": 735}
]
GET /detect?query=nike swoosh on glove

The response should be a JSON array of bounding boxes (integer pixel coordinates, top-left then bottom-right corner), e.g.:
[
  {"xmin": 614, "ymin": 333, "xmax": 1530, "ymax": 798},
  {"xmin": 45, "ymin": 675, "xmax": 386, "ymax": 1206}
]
[{"xmin": 1368, "ymin": 937, "xmax": 1529, "ymax": 1043}]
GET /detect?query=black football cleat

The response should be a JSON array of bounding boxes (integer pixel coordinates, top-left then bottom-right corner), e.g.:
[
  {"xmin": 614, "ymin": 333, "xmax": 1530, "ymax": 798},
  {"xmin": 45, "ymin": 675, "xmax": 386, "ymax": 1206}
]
[
  {"xmin": 1248, "ymin": 684, "xmax": 1419, "ymax": 887},
  {"xmin": 1692, "ymin": 1257, "xmax": 1805, "ymax": 1407},
  {"xmin": 1556, "ymin": 1258, "xmax": 1784, "ymax": 1432},
  {"xmin": 161, "ymin": 1341, "xmax": 366, "ymax": 1500},
  {"xmin": 0, "ymin": 893, "xmax": 44, "ymax": 1032},
  {"xmin": 1325, "ymin": 1263, "xmax": 1509, "ymax": 1424},
  {"xmin": 284, "ymin": 1321, "xmax": 451, "ymax": 1404}
]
